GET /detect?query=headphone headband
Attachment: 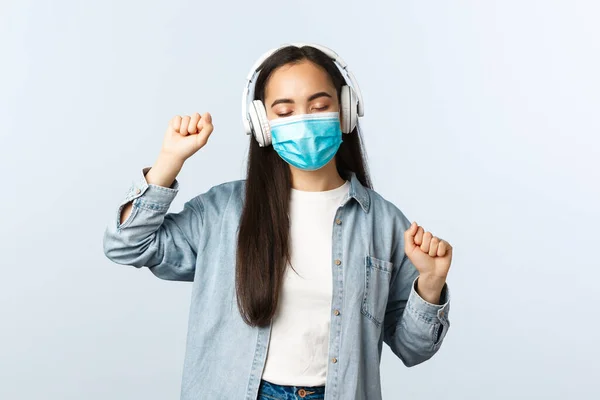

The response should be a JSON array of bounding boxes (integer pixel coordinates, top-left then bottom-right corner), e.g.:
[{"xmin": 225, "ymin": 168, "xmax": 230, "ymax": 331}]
[{"xmin": 241, "ymin": 43, "xmax": 364, "ymax": 136}]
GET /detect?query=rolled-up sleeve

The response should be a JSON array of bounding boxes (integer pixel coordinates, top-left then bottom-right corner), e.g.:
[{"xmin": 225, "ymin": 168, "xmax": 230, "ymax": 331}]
[
  {"xmin": 102, "ymin": 167, "xmax": 203, "ymax": 282},
  {"xmin": 383, "ymin": 251, "xmax": 451, "ymax": 367}
]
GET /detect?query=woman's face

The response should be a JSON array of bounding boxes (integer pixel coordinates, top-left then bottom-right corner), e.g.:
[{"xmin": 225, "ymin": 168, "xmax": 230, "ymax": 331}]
[{"xmin": 263, "ymin": 60, "xmax": 340, "ymax": 121}]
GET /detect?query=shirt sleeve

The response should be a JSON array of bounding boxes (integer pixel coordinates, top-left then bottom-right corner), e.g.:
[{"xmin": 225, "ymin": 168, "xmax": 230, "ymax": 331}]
[
  {"xmin": 102, "ymin": 167, "xmax": 204, "ymax": 282},
  {"xmin": 382, "ymin": 243, "xmax": 451, "ymax": 367}
]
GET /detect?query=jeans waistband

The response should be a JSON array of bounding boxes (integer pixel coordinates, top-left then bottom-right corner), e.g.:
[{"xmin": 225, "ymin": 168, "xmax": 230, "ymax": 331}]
[{"xmin": 258, "ymin": 379, "xmax": 325, "ymax": 400}]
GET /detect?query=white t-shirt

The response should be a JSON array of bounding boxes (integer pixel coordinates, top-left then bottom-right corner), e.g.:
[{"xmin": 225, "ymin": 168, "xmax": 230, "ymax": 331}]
[{"xmin": 261, "ymin": 179, "xmax": 351, "ymax": 386}]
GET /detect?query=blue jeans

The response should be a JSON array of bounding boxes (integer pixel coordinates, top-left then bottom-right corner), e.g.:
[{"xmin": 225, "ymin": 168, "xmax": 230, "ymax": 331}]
[{"xmin": 257, "ymin": 379, "xmax": 326, "ymax": 400}]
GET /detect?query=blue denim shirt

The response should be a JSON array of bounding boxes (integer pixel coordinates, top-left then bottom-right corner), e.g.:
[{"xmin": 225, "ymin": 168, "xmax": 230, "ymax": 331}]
[{"xmin": 103, "ymin": 167, "xmax": 451, "ymax": 400}]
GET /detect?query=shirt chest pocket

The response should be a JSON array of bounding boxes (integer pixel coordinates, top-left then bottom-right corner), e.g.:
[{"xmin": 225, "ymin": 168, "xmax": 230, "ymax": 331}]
[{"xmin": 361, "ymin": 255, "xmax": 393, "ymax": 327}]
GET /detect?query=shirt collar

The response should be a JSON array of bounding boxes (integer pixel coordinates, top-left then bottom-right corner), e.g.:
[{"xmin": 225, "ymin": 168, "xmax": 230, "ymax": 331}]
[{"xmin": 345, "ymin": 171, "xmax": 370, "ymax": 213}]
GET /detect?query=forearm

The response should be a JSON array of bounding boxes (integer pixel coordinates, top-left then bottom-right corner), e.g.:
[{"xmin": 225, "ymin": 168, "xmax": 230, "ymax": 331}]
[
  {"xmin": 104, "ymin": 166, "xmax": 181, "ymax": 266},
  {"xmin": 120, "ymin": 153, "xmax": 183, "ymax": 225},
  {"xmin": 385, "ymin": 276, "xmax": 451, "ymax": 367}
]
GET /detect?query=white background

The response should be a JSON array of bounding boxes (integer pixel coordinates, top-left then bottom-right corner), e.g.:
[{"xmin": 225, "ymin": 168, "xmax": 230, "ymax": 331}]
[{"xmin": 1, "ymin": 1, "xmax": 598, "ymax": 399}]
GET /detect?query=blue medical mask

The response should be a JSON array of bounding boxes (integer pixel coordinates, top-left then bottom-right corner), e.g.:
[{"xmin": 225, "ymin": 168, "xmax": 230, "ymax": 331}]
[{"xmin": 269, "ymin": 111, "xmax": 343, "ymax": 171}]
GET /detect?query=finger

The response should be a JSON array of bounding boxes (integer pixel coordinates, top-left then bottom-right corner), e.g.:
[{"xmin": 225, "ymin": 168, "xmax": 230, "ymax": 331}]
[
  {"xmin": 414, "ymin": 226, "xmax": 424, "ymax": 246},
  {"xmin": 180, "ymin": 115, "xmax": 191, "ymax": 136},
  {"xmin": 445, "ymin": 243, "xmax": 453, "ymax": 261},
  {"xmin": 193, "ymin": 112, "xmax": 213, "ymax": 148},
  {"xmin": 197, "ymin": 112, "xmax": 213, "ymax": 134},
  {"xmin": 404, "ymin": 221, "xmax": 418, "ymax": 253},
  {"xmin": 171, "ymin": 115, "xmax": 182, "ymax": 133},
  {"xmin": 195, "ymin": 122, "xmax": 213, "ymax": 148},
  {"xmin": 429, "ymin": 236, "xmax": 440, "ymax": 257},
  {"xmin": 188, "ymin": 113, "xmax": 201, "ymax": 134},
  {"xmin": 437, "ymin": 240, "xmax": 450, "ymax": 257},
  {"xmin": 196, "ymin": 112, "xmax": 207, "ymax": 131},
  {"xmin": 420, "ymin": 231, "xmax": 432, "ymax": 253}
]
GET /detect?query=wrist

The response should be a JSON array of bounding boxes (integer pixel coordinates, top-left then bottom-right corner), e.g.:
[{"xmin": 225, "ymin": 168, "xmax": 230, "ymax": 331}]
[
  {"xmin": 416, "ymin": 275, "xmax": 446, "ymax": 305},
  {"xmin": 146, "ymin": 153, "xmax": 184, "ymax": 188}
]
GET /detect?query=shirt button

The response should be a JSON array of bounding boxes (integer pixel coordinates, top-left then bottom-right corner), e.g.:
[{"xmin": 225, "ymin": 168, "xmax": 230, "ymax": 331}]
[
  {"xmin": 334, "ymin": 259, "xmax": 341, "ymax": 266},
  {"xmin": 135, "ymin": 188, "xmax": 141, "ymax": 194},
  {"xmin": 335, "ymin": 219, "xmax": 342, "ymax": 225},
  {"xmin": 333, "ymin": 309, "xmax": 340, "ymax": 316},
  {"xmin": 298, "ymin": 388, "xmax": 307, "ymax": 397},
  {"xmin": 331, "ymin": 357, "xmax": 338, "ymax": 363}
]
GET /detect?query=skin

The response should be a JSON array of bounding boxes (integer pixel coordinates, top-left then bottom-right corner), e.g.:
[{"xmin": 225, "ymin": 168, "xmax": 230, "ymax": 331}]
[
  {"xmin": 120, "ymin": 59, "xmax": 452, "ymax": 304},
  {"xmin": 405, "ymin": 222, "xmax": 453, "ymax": 304}
]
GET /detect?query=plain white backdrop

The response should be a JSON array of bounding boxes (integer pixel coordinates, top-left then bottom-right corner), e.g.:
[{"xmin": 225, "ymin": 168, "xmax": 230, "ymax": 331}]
[{"xmin": 1, "ymin": 1, "xmax": 598, "ymax": 399}]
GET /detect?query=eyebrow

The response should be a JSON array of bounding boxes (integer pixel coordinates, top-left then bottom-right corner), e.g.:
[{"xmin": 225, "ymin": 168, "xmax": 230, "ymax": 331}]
[{"xmin": 270, "ymin": 91, "xmax": 332, "ymax": 108}]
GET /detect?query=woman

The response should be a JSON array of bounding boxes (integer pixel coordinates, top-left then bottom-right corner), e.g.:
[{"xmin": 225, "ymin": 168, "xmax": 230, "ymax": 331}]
[{"xmin": 103, "ymin": 43, "xmax": 452, "ymax": 400}]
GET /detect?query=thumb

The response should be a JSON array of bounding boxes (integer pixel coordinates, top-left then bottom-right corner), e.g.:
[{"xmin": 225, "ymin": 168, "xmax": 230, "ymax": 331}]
[
  {"xmin": 404, "ymin": 221, "xmax": 418, "ymax": 254},
  {"xmin": 194, "ymin": 112, "xmax": 213, "ymax": 148}
]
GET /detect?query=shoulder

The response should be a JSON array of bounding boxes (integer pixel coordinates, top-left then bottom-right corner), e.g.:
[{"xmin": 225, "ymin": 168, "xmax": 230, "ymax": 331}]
[
  {"xmin": 188, "ymin": 178, "xmax": 246, "ymax": 214},
  {"xmin": 203, "ymin": 178, "xmax": 246, "ymax": 197},
  {"xmin": 364, "ymin": 186, "xmax": 412, "ymax": 230}
]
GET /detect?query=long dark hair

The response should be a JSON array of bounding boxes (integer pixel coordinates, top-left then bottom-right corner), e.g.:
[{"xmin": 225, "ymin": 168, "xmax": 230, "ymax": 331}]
[{"xmin": 236, "ymin": 45, "xmax": 372, "ymax": 327}]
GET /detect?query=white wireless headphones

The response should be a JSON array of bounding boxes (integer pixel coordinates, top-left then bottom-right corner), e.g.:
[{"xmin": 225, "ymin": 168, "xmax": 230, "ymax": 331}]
[{"xmin": 241, "ymin": 42, "xmax": 365, "ymax": 147}]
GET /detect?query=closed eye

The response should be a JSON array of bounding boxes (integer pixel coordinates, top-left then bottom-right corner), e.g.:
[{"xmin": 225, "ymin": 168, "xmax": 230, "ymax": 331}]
[{"xmin": 276, "ymin": 106, "xmax": 329, "ymax": 118}]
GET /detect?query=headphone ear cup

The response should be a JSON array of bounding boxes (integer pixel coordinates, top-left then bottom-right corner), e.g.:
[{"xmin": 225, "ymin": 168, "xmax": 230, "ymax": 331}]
[
  {"xmin": 248, "ymin": 100, "xmax": 271, "ymax": 146},
  {"xmin": 340, "ymin": 85, "xmax": 358, "ymax": 134}
]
